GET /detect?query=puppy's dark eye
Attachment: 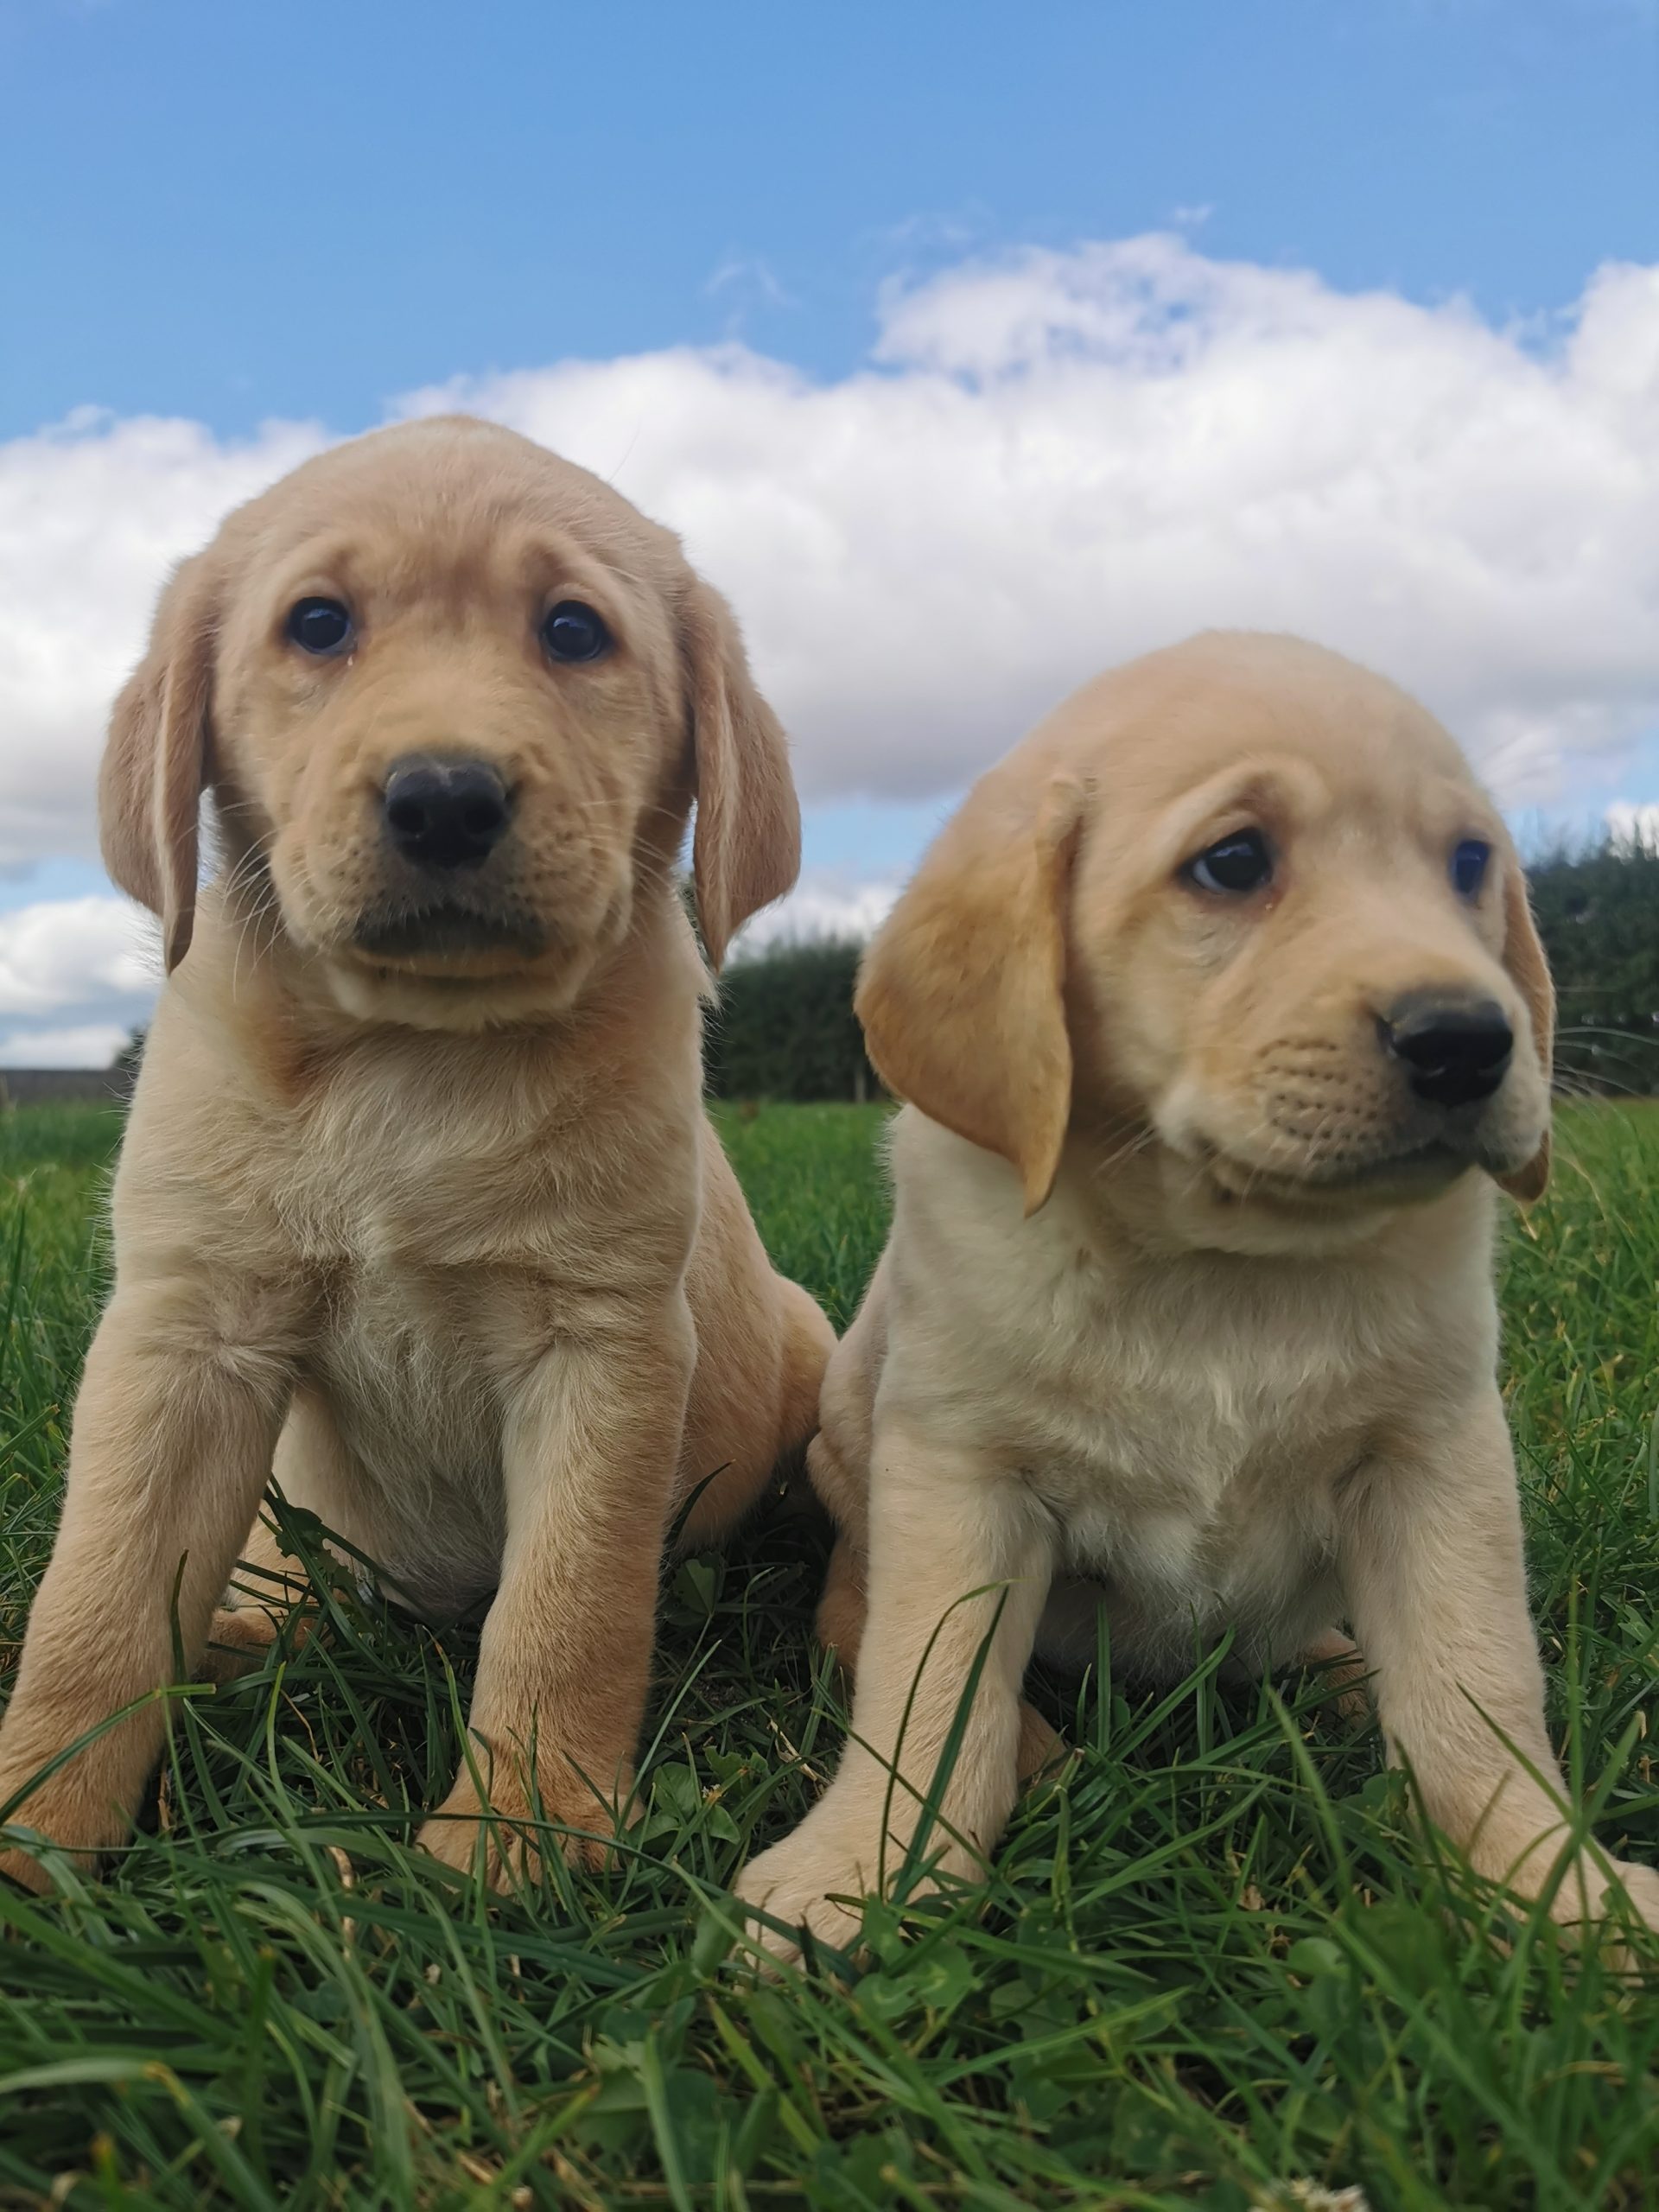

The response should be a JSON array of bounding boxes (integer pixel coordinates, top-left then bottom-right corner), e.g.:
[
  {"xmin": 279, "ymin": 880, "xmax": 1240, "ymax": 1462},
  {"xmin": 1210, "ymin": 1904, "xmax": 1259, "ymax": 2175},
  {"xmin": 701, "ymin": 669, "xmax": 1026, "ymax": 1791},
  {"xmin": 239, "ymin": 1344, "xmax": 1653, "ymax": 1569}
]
[
  {"xmin": 1451, "ymin": 839, "xmax": 1491, "ymax": 899},
  {"xmin": 286, "ymin": 597, "xmax": 354, "ymax": 656},
  {"xmin": 1185, "ymin": 829, "xmax": 1273, "ymax": 896},
  {"xmin": 541, "ymin": 601, "xmax": 611, "ymax": 664}
]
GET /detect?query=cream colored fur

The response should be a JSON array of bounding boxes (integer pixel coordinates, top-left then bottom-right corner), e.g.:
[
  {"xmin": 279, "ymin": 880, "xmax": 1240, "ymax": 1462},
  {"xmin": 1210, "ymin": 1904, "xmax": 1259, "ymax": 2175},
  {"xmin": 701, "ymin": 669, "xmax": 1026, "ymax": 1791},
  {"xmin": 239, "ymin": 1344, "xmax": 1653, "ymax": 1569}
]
[
  {"xmin": 740, "ymin": 632, "xmax": 1658, "ymax": 1960},
  {"xmin": 0, "ymin": 416, "xmax": 833, "ymax": 1892}
]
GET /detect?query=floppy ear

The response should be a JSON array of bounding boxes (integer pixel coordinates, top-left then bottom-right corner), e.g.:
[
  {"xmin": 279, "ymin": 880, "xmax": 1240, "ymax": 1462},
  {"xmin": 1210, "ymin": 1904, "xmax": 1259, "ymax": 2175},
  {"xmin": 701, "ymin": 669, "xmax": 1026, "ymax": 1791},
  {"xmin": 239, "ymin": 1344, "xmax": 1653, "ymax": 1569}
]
[
  {"xmin": 683, "ymin": 577, "xmax": 800, "ymax": 969},
  {"xmin": 1497, "ymin": 858, "xmax": 1554, "ymax": 1204},
  {"xmin": 855, "ymin": 769, "xmax": 1085, "ymax": 1215},
  {"xmin": 99, "ymin": 552, "xmax": 219, "ymax": 974}
]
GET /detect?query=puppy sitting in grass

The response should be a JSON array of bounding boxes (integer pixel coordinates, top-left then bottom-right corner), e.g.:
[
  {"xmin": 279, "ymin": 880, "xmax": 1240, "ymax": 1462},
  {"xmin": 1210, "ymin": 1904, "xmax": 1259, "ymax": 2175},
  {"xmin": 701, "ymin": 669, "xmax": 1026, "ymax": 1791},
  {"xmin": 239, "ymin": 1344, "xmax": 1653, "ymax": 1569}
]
[
  {"xmin": 740, "ymin": 631, "xmax": 1659, "ymax": 1961},
  {"xmin": 0, "ymin": 416, "xmax": 833, "ymax": 1891}
]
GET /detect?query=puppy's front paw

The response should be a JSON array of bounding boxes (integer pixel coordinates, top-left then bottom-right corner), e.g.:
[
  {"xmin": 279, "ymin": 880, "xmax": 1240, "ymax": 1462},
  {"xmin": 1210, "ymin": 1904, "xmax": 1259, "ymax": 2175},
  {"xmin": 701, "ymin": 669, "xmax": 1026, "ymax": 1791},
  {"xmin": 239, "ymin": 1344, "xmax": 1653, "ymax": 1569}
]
[
  {"xmin": 735, "ymin": 1818, "xmax": 881, "ymax": 1969},
  {"xmin": 0, "ymin": 1770, "xmax": 116, "ymax": 1893},
  {"xmin": 1299, "ymin": 1627, "xmax": 1370, "ymax": 1730},
  {"xmin": 198, "ymin": 1604, "xmax": 313, "ymax": 1685},
  {"xmin": 1607, "ymin": 1856, "xmax": 1659, "ymax": 1934},
  {"xmin": 735, "ymin": 1792, "xmax": 992, "ymax": 1971},
  {"xmin": 0, "ymin": 1838, "xmax": 59, "ymax": 1896},
  {"xmin": 1553, "ymin": 1853, "xmax": 1659, "ymax": 1945},
  {"xmin": 417, "ymin": 1763, "xmax": 634, "ymax": 1889}
]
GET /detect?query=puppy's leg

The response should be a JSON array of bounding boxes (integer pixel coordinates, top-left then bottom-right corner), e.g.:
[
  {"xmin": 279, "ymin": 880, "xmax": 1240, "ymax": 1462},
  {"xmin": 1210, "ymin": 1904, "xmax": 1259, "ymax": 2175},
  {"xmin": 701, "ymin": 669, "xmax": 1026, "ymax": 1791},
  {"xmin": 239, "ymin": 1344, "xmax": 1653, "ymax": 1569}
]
[
  {"xmin": 1342, "ymin": 1389, "xmax": 1659, "ymax": 1936},
  {"xmin": 773, "ymin": 1275, "xmax": 838, "ymax": 1465},
  {"xmin": 804, "ymin": 1383, "xmax": 873, "ymax": 1666},
  {"xmin": 675, "ymin": 1276, "xmax": 835, "ymax": 1551},
  {"xmin": 814, "ymin": 1518, "xmax": 868, "ymax": 1671},
  {"xmin": 737, "ymin": 1422, "xmax": 1053, "ymax": 1962},
  {"xmin": 202, "ymin": 1390, "xmax": 370, "ymax": 1681},
  {"xmin": 1299, "ymin": 1625, "xmax": 1370, "ymax": 1729},
  {"xmin": 809, "ymin": 1442, "xmax": 1058, "ymax": 1780},
  {"xmin": 417, "ymin": 1298, "xmax": 696, "ymax": 1886},
  {"xmin": 200, "ymin": 1511, "xmax": 308, "ymax": 1683},
  {"xmin": 671, "ymin": 1138, "xmax": 836, "ymax": 1551},
  {"xmin": 0, "ymin": 1287, "xmax": 289, "ymax": 1888}
]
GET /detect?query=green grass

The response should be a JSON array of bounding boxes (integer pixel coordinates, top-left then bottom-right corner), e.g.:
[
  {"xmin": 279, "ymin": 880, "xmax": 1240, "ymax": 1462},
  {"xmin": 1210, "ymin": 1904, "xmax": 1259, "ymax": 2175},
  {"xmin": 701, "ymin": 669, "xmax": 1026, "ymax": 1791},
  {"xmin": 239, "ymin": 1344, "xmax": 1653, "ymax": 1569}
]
[{"xmin": 1, "ymin": 1096, "xmax": 1656, "ymax": 2209}]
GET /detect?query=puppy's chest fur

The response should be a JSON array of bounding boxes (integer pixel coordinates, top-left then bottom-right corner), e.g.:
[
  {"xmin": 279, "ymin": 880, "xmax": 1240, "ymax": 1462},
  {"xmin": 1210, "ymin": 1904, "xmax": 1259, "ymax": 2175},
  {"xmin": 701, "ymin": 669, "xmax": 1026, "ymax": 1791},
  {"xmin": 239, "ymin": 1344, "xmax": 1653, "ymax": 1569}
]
[
  {"xmin": 196, "ymin": 1038, "xmax": 696, "ymax": 1535},
  {"xmin": 1013, "ymin": 1262, "xmax": 1371, "ymax": 1669},
  {"xmin": 893, "ymin": 1139, "xmax": 1479, "ymax": 1675}
]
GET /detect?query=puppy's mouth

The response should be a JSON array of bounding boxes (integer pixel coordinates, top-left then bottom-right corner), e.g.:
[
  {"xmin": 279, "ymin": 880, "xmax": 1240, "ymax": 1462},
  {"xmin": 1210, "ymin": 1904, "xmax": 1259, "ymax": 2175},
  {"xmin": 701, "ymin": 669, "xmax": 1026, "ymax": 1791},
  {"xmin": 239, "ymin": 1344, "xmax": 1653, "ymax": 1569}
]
[
  {"xmin": 1199, "ymin": 1139, "xmax": 1472, "ymax": 1207},
  {"xmin": 1192, "ymin": 1122, "xmax": 1549, "ymax": 1211},
  {"xmin": 350, "ymin": 903, "xmax": 548, "ymax": 969}
]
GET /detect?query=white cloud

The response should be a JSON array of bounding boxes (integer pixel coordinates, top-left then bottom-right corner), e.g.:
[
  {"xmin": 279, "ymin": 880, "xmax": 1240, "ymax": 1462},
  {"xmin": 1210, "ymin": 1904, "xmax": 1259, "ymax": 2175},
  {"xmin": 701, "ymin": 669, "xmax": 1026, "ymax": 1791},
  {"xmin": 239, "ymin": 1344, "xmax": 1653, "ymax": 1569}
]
[
  {"xmin": 3, "ymin": 233, "xmax": 1659, "ymax": 1045},
  {"xmin": 0, "ymin": 895, "xmax": 156, "ymax": 1064},
  {"xmin": 417, "ymin": 239, "xmax": 1659, "ymax": 810},
  {"xmin": 732, "ymin": 871, "xmax": 900, "ymax": 956},
  {"xmin": 0, "ymin": 895, "xmax": 155, "ymax": 1014},
  {"xmin": 0, "ymin": 1021, "xmax": 130, "ymax": 1071},
  {"xmin": 0, "ymin": 408, "xmax": 324, "ymax": 870},
  {"xmin": 1606, "ymin": 800, "xmax": 1659, "ymax": 852}
]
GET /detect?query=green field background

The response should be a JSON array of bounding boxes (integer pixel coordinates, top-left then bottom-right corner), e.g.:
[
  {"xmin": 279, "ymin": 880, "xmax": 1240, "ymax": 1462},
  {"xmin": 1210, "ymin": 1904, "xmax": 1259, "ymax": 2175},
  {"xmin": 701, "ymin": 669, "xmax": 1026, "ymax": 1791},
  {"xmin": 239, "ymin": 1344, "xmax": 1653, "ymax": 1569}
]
[{"xmin": 1, "ymin": 1100, "xmax": 1656, "ymax": 2209}]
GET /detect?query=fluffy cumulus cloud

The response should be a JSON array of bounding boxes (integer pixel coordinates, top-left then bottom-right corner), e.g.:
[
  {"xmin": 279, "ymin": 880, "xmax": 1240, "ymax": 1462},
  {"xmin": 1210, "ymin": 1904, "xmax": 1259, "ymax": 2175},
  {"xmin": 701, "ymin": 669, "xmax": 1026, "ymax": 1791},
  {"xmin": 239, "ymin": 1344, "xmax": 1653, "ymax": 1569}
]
[
  {"xmin": 3, "ymin": 233, "xmax": 1659, "ymax": 1051},
  {"xmin": 0, "ymin": 1020, "xmax": 133, "ymax": 1071},
  {"xmin": 421, "ymin": 238, "xmax": 1659, "ymax": 808},
  {"xmin": 1606, "ymin": 800, "xmax": 1659, "ymax": 853},
  {"xmin": 0, "ymin": 410, "xmax": 325, "ymax": 870},
  {"xmin": 738, "ymin": 871, "xmax": 902, "ymax": 954},
  {"xmin": 0, "ymin": 895, "xmax": 157, "ymax": 1065}
]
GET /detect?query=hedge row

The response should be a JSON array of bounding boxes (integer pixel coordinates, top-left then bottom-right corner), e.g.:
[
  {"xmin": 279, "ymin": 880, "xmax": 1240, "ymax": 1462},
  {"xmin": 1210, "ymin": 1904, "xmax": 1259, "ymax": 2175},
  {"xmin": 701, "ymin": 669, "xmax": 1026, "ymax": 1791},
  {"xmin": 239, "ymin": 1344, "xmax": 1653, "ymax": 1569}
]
[
  {"xmin": 702, "ymin": 843, "xmax": 1659, "ymax": 1101},
  {"xmin": 1529, "ymin": 842, "xmax": 1659, "ymax": 1096},
  {"xmin": 105, "ymin": 844, "xmax": 1659, "ymax": 1103},
  {"xmin": 703, "ymin": 939, "xmax": 875, "ymax": 1103}
]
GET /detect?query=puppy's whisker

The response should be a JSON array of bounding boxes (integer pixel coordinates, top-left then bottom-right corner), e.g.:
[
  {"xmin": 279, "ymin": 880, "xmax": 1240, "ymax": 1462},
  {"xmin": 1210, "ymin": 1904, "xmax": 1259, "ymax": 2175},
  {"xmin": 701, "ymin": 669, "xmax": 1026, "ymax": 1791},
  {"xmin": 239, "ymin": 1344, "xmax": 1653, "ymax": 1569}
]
[{"xmin": 1089, "ymin": 1122, "xmax": 1157, "ymax": 1184}]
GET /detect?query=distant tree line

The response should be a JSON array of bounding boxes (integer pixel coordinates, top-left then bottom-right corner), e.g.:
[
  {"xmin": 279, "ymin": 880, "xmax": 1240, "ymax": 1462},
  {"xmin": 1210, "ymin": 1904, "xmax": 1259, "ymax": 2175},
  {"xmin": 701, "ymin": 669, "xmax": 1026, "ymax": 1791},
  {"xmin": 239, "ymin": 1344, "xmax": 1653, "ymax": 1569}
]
[
  {"xmin": 703, "ymin": 844, "xmax": 1659, "ymax": 1103},
  {"xmin": 1529, "ymin": 842, "xmax": 1659, "ymax": 1098},
  {"xmin": 704, "ymin": 940, "xmax": 876, "ymax": 1103},
  {"xmin": 107, "ymin": 844, "xmax": 1659, "ymax": 1103}
]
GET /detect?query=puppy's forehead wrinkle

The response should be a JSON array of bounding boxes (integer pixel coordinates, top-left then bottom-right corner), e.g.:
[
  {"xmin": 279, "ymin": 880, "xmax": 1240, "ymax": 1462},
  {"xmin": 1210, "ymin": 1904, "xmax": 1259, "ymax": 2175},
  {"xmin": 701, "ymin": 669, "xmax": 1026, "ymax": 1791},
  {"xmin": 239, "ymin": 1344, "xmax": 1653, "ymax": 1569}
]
[
  {"xmin": 229, "ymin": 438, "xmax": 684, "ymax": 632},
  {"xmin": 1042, "ymin": 638, "xmax": 1478, "ymax": 825},
  {"xmin": 272, "ymin": 529, "xmax": 633, "ymax": 623}
]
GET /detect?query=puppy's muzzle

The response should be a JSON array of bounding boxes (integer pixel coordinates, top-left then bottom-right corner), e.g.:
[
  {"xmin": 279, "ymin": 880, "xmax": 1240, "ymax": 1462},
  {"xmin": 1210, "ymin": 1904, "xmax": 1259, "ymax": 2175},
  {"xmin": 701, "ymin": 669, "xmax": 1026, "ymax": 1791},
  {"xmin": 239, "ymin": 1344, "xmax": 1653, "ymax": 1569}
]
[
  {"xmin": 353, "ymin": 756, "xmax": 542, "ymax": 964},
  {"xmin": 1380, "ymin": 992, "xmax": 1513, "ymax": 1110},
  {"xmin": 384, "ymin": 756, "xmax": 513, "ymax": 873}
]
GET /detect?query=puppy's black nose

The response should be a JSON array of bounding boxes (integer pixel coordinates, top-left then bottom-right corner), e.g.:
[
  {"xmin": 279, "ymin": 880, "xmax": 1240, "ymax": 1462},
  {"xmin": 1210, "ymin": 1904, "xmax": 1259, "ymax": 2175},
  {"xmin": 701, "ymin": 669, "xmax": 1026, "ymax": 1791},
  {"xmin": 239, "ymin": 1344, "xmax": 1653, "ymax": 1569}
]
[
  {"xmin": 1381, "ymin": 993, "xmax": 1514, "ymax": 1109},
  {"xmin": 382, "ymin": 757, "xmax": 512, "ymax": 871}
]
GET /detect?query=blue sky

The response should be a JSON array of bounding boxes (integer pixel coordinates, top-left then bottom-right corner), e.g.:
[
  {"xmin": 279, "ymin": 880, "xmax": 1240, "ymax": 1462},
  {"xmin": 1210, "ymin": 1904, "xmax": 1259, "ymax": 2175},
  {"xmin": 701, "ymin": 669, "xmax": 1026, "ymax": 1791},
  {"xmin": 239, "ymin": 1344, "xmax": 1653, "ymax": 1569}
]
[
  {"xmin": 0, "ymin": 0, "xmax": 1656, "ymax": 1058},
  {"xmin": 4, "ymin": 0, "xmax": 1653, "ymax": 440}
]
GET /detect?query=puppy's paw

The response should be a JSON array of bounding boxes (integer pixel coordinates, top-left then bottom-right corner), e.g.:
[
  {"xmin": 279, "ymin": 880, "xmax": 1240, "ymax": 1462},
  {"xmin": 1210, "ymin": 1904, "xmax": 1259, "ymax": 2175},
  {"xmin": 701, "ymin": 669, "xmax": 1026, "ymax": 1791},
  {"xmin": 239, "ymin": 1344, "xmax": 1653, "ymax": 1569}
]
[
  {"xmin": 735, "ymin": 1819, "xmax": 882, "ymax": 1970},
  {"xmin": 1017, "ymin": 1701, "xmax": 1071, "ymax": 1783},
  {"xmin": 199, "ymin": 1604, "xmax": 312, "ymax": 1685},
  {"xmin": 735, "ymin": 1793, "xmax": 992, "ymax": 1973},
  {"xmin": 0, "ymin": 1772, "xmax": 114, "ymax": 1893},
  {"xmin": 1299, "ymin": 1628, "xmax": 1370, "ymax": 1730},
  {"xmin": 1605, "ymin": 1856, "xmax": 1659, "ymax": 1934},
  {"xmin": 416, "ymin": 1764, "xmax": 634, "ymax": 1889},
  {"xmin": 0, "ymin": 1840, "xmax": 58, "ymax": 1896},
  {"xmin": 1553, "ymin": 1853, "xmax": 1659, "ymax": 1946}
]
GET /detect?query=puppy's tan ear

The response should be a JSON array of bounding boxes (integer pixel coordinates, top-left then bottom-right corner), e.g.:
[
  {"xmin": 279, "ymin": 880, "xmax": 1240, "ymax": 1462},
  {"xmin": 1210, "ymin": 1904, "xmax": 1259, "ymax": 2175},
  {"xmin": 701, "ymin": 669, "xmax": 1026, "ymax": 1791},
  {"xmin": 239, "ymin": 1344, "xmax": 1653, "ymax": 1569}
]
[
  {"xmin": 683, "ymin": 577, "xmax": 800, "ymax": 969},
  {"xmin": 1497, "ymin": 858, "xmax": 1554, "ymax": 1204},
  {"xmin": 100, "ymin": 552, "xmax": 219, "ymax": 974},
  {"xmin": 856, "ymin": 770, "xmax": 1084, "ymax": 1215}
]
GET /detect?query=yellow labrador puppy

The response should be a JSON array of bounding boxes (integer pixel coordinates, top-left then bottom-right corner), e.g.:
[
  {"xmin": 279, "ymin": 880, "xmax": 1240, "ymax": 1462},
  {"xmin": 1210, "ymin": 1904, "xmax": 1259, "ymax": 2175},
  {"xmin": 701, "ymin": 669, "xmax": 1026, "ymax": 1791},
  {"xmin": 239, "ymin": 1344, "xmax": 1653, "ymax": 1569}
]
[
  {"xmin": 741, "ymin": 631, "xmax": 1659, "ymax": 1958},
  {"xmin": 0, "ymin": 416, "xmax": 833, "ymax": 1891}
]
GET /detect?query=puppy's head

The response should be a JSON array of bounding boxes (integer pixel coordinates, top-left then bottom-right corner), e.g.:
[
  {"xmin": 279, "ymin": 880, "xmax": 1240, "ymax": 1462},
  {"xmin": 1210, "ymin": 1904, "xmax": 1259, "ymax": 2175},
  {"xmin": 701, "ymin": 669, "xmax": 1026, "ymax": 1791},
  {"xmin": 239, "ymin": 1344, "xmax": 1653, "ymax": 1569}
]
[
  {"xmin": 102, "ymin": 416, "xmax": 798, "ymax": 1025},
  {"xmin": 858, "ymin": 634, "xmax": 1552, "ymax": 1244}
]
